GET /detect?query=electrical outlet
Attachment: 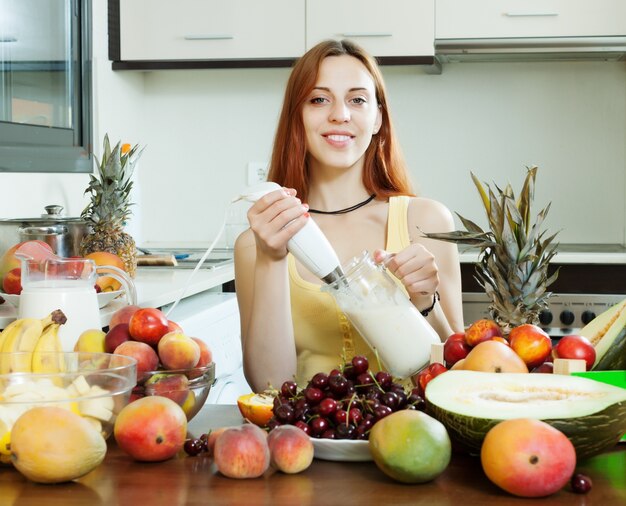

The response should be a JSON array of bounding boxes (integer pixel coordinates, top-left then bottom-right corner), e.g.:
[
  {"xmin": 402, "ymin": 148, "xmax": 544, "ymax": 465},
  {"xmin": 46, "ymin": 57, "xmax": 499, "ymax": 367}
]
[{"xmin": 247, "ymin": 162, "xmax": 268, "ymax": 185}]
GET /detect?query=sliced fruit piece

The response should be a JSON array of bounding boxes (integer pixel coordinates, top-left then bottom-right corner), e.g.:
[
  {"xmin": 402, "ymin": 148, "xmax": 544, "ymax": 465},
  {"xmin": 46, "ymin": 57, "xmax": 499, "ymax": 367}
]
[
  {"xmin": 237, "ymin": 393, "xmax": 274, "ymax": 427},
  {"xmin": 425, "ymin": 370, "xmax": 626, "ymax": 460},
  {"xmin": 579, "ymin": 298, "xmax": 626, "ymax": 370}
]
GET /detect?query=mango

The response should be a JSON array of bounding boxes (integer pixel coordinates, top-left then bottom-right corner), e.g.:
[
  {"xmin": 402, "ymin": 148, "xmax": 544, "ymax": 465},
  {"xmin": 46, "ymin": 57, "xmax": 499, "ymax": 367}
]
[{"xmin": 368, "ymin": 410, "xmax": 451, "ymax": 484}]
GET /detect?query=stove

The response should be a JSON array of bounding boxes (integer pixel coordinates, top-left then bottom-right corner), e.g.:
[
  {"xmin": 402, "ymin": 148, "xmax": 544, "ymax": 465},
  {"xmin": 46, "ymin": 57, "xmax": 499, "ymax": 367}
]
[
  {"xmin": 462, "ymin": 292, "xmax": 625, "ymax": 338},
  {"xmin": 460, "ymin": 245, "xmax": 626, "ymax": 339}
]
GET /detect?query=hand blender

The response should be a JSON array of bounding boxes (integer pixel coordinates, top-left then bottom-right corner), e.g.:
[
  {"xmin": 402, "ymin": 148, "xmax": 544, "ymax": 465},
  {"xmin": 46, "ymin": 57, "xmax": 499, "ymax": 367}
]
[{"xmin": 235, "ymin": 182, "xmax": 345, "ymax": 284}]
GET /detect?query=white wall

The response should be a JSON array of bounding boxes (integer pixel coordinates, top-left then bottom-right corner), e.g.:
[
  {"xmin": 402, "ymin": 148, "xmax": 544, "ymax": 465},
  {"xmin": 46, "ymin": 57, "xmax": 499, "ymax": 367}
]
[{"xmin": 2, "ymin": 2, "xmax": 625, "ymax": 250}]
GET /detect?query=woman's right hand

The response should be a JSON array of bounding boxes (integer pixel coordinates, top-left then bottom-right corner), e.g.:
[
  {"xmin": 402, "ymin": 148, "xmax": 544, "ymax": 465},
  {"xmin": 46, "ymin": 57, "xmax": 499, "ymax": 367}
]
[{"xmin": 247, "ymin": 187, "xmax": 309, "ymax": 261}]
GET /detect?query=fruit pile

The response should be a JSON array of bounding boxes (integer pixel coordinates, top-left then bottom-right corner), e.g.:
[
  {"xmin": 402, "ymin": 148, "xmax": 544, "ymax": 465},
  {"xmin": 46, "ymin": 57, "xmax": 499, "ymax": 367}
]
[
  {"xmin": 266, "ymin": 356, "xmax": 425, "ymax": 440},
  {"xmin": 100, "ymin": 305, "xmax": 213, "ymax": 418},
  {"xmin": 444, "ymin": 318, "xmax": 597, "ymax": 373},
  {"xmin": 0, "ymin": 240, "xmax": 128, "ymax": 295}
]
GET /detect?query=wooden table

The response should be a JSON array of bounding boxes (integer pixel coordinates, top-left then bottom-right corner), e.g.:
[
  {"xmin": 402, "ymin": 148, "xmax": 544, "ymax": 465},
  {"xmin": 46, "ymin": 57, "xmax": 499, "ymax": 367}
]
[{"xmin": 1, "ymin": 405, "xmax": 624, "ymax": 505}]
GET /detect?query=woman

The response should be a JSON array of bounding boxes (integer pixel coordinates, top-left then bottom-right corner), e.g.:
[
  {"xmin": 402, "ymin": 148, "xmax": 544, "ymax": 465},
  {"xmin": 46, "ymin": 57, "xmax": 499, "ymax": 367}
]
[{"xmin": 235, "ymin": 39, "xmax": 464, "ymax": 392}]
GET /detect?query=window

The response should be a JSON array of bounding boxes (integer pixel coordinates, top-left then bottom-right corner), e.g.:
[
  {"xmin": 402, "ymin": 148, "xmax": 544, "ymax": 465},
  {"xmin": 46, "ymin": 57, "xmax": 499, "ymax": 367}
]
[{"xmin": 0, "ymin": 0, "xmax": 92, "ymax": 172}]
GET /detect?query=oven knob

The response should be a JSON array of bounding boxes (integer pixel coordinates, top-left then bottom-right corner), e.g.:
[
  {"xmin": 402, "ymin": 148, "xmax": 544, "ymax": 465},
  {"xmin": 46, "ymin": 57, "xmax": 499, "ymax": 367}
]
[
  {"xmin": 560, "ymin": 309, "xmax": 575, "ymax": 326},
  {"xmin": 581, "ymin": 310, "xmax": 596, "ymax": 325},
  {"xmin": 538, "ymin": 309, "xmax": 553, "ymax": 325}
]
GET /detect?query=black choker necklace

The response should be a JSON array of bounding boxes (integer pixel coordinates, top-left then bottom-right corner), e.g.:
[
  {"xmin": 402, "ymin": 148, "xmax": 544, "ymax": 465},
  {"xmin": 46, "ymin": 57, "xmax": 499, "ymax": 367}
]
[{"xmin": 308, "ymin": 194, "xmax": 376, "ymax": 215}]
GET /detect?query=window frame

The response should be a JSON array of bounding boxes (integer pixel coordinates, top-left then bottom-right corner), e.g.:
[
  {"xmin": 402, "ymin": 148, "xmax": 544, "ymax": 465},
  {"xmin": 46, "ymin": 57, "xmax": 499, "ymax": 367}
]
[{"xmin": 0, "ymin": 0, "xmax": 92, "ymax": 173}]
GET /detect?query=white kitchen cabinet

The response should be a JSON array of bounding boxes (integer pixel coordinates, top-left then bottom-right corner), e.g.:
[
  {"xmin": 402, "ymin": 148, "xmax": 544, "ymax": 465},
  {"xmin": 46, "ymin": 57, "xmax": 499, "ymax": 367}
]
[
  {"xmin": 307, "ymin": 0, "xmax": 435, "ymax": 57},
  {"xmin": 117, "ymin": 0, "xmax": 305, "ymax": 61},
  {"xmin": 436, "ymin": 0, "xmax": 626, "ymax": 39}
]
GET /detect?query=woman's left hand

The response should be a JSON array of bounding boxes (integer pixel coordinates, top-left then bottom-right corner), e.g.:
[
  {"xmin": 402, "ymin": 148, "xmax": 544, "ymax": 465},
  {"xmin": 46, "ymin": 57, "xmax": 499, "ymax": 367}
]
[{"xmin": 373, "ymin": 246, "xmax": 439, "ymax": 303}]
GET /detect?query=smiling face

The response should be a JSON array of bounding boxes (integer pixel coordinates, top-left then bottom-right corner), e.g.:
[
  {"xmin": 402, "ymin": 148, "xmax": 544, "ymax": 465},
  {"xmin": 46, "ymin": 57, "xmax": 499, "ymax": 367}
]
[{"xmin": 302, "ymin": 55, "xmax": 382, "ymax": 175}]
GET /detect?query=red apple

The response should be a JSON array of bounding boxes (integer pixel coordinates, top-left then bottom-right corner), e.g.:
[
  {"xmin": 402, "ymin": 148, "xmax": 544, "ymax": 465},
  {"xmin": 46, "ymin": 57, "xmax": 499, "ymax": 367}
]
[
  {"xmin": 415, "ymin": 363, "xmax": 447, "ymax": 399},
  {"xmin": 444, "ymin": 333, "xmax": 471, "ymax": 367},
  {"xmin": 465, "ymin": 319, "xmax": 502, "ymax": 347},
  {"xmin": 553, "ymin": 335, "xmax": 596, "ymax": 371},
  {"xmin": 105, "ymin": 323, "xmax": 132, "ymax": 354},
  {"xmin": 128, "ymin": 308, "xmax": 170, "ymax": 346},
  {"xmin": 508, "ymin": 324, "xmax": 552, "ymax": 369}
]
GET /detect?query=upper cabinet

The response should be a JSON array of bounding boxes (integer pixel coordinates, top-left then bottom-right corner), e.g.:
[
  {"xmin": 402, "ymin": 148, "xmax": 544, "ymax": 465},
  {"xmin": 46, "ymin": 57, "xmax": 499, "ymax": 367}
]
[
  {"xmin": 307, "ymin": 0, "xmax": 434, "ymax": 58},
  {"xmin": 109, "ymin": 0, "xmax": 435, "ymax": 69},
  {"xmin": 112, "ymin": 0, "xmax": 305, "ymax": 64},
  {"xmin": 436, "ymin": 0, "xmax": 626, "ymax": 39}
]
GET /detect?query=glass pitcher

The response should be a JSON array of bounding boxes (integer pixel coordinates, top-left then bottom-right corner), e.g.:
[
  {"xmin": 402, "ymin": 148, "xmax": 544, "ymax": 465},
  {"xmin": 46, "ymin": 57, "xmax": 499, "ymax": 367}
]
[
  {"xmin": 18, "ymin": 256, "xmax": 136, "ymax": 351},
  {"xmin": 322, "ymin": 251, "xmax": 440, "ymax": 379}
]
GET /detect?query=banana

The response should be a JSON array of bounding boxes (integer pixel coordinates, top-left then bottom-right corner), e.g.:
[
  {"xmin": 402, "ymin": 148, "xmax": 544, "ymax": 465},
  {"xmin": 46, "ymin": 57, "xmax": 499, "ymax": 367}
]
[
  {"xmin": 0, "ymin": 310, "xmax": 67, "ymax": 374},
  {"xmin": 31, "ymin": 323, "xmax": 66, "ymax": 375}
]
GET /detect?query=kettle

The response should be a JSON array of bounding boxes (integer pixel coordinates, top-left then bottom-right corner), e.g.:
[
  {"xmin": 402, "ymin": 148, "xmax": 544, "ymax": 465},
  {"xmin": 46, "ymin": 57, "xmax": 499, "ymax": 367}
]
[{"xmin": 17, "ymin": 255, "xmax": 137, "ymax": 351}]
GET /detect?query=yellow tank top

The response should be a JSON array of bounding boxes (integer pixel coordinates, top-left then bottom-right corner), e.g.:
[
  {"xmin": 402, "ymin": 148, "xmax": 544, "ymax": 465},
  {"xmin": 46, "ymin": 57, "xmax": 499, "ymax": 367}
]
[{"xmin": 288, "ymin": 196, "xmax": 411, "ymax": 385}]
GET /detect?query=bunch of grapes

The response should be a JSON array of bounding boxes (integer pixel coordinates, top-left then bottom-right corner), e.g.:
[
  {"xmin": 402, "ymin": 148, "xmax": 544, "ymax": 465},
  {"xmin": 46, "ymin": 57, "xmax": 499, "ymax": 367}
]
[{"xmin": 268, "ymin": 355, "xmax": 425, "ymax": 440}]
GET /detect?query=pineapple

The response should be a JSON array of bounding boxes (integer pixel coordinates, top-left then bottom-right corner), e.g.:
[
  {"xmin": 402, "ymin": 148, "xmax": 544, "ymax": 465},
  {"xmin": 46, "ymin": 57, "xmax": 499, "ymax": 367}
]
[
  {"xmin": 422, "ymin": 166, "xmax": 559, "ymax": 333},
  {"xmin": 80, "ymin": 134, "xmax": 143, "ymax": 277}
]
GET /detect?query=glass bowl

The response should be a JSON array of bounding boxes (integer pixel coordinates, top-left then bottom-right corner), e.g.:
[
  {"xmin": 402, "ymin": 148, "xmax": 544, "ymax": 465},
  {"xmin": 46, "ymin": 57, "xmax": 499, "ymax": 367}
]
[
  {"xmin": 131, "ymin": 362, "xmax": 215, "ymax": 421},
  {"xmin": 0, "ymin": 351, "xmax": 136, "ymax": 445}
]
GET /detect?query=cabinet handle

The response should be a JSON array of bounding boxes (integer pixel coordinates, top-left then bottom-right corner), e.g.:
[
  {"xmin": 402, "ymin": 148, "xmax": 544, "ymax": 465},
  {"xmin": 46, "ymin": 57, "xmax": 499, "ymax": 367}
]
[
  {"xmin": 183, "ymin": 34, "xmax": 234, "ymax": 41},
  {"xmin": 504, "ymin": 12, "xmax": 558, "ymax": 18},
  {"xmin": 340, "ymin": 32, "xmax": 393, "ymax": 38}
]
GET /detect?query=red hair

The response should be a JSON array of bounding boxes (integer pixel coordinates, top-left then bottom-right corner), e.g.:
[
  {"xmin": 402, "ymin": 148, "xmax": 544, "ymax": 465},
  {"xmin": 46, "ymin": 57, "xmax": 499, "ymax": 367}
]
[{"xmin": 267, "ymin": 39, "xmax": 414, "ymax": 202}]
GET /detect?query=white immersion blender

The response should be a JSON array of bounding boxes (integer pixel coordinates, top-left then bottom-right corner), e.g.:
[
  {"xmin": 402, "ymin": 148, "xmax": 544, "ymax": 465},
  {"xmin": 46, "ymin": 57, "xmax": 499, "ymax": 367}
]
[{"xmin": 236, "ymin": 182, "xmax": 345, "ymax": 284}]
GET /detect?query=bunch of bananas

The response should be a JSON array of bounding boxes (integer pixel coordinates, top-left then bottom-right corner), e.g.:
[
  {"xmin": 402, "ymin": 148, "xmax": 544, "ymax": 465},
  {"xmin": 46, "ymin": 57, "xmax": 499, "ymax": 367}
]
[{"xmin": 0, "ymin": 310, "xmax": 67, "ymax": 374}]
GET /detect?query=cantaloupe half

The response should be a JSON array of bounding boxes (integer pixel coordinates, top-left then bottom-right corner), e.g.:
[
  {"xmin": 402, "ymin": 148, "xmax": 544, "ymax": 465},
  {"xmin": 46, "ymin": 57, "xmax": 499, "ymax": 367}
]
[
  {"xmin": 426, "ymin": 371, "xmax": 626, "ymax": 461},
  {"xmin": 579, "ymin": 298, "xmax": 626, "ymax": 370}
]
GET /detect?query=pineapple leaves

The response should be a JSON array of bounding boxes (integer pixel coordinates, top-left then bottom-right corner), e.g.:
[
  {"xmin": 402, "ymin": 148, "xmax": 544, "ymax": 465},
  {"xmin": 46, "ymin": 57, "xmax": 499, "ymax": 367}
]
[{"xmin": 419, "ymin": 166, "xmax": 559, "ymax": 331}]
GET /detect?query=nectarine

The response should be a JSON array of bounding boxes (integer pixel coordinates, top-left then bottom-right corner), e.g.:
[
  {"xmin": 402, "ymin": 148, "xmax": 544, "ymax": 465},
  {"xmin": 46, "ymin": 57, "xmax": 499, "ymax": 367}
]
[
  {"xmin": 114, "ymin": 340, "xmax": 159, "ymax": 381},
  {"xmin": 465, "ymin": 319, "xmax": 502, "ymax": 347},
  {"xmin": 508, "ymin": 324, "xmax": 552, "ymax": 369}
]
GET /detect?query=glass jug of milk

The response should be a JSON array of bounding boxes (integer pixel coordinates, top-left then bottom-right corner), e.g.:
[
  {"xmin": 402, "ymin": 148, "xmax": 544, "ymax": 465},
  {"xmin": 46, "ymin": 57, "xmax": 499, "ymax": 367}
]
[{"xmin": 321, "ymin": 251, "xmax": 440, "ymax": 379}]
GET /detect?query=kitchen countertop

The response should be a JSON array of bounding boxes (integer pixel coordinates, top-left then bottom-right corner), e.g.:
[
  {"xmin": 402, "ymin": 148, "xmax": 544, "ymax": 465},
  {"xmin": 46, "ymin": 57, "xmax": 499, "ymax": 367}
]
[
  {"xmin": 1, "ymin": 404, "xmax": 623, "ymax": 505},
  {"xmin": 0, "ymin": 261, "xmax": 235, "ymax": 330},
  {"xmin": 459, "ymin": 243, "xmax": 626, "ymax": 265}
]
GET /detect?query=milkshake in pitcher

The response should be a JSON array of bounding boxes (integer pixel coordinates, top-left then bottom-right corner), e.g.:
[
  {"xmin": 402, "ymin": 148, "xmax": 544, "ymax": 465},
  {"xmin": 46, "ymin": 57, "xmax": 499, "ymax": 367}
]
[{"xmin": 322, "ymin": 251, "xmax": 440, "ymax": 379}]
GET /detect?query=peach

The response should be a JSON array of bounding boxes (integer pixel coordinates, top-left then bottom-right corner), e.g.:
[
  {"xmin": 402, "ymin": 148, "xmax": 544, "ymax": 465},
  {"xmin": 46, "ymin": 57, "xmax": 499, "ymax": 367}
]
[
  {"xmin": 207, "ymin": 427, "xmax": 228, "ymax": 456},
  {"xmin": 462, "ymin": 340, "xmax": 528, "ymax": 373},
  {"xmin": 508, "ymin": 324, "xmax": 552, "ymax": 369},
  {"xmin": 157, "ymin": 332, "xmax": 201, "ymax": 370},
  {"xmin": 129, "ymin": 307, "xmax": 170, "ymax": 346},
  {"xmin": 144, "ymin": 373, "xmax": 190, "ymax": 406},
  {"xmin": 114, "ymin": 340, "xmax": 159, "ymax": 381},
  {"xmin": 465, "ymin": 319, "xmax": 503, "ymax": 347},
  {"xmin": 85, "ymin": 251, "xmax": 125, "ymax": 291},
  {"xmin": 109, "ymin": 304, "xmax": 141, "ymax": 328},
  {"xmin": 267, "ymin": 425, "xmax": 314, "ymax": 474},
  {"xmin": 214, "ymin": 424, "xmax": 270, "ymax": 479},
  {"xmin": 114, "ymin": 396, "xmax": 187, "ymax": 462},
  {"xmin": 481, "ymin": 418, "xmax": 576, "ymax": 497},
  {"xmin": 2, "ymin": 267, "xmax": 22, "ymax": 294},
  {"xmin": 105, "ymin": 323, "xmax": 132, "ymax": 353},
  {"xmin": 192, "ymin": 337, "xmax": 212, "ymax": 367}
]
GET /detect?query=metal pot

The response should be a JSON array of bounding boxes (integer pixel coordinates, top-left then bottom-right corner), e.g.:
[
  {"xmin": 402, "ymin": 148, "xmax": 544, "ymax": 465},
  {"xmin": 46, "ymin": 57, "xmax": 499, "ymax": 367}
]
[{"xmin": 0, "ymin": 205, "xmax": 91, "ymax": 257}]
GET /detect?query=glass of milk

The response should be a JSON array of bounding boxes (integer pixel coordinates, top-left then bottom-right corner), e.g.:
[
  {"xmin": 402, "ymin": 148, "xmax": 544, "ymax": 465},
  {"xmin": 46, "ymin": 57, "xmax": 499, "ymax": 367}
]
[{"xmin": 321, "ymin": 251, "xmax": 440, "ymax": 379}]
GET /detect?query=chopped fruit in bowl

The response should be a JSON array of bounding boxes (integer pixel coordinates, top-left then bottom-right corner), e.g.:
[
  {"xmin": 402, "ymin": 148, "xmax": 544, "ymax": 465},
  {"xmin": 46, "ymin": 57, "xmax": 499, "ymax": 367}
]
[
  {"xmin": 237, "ymin": 392, "xmax": 275, "ymax": 427},
  {"xmin": 0, "ymin": 351, "xmax": 137, "ymax": 457}
]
